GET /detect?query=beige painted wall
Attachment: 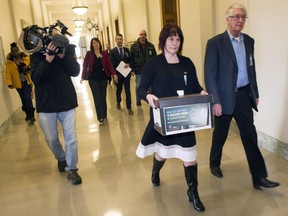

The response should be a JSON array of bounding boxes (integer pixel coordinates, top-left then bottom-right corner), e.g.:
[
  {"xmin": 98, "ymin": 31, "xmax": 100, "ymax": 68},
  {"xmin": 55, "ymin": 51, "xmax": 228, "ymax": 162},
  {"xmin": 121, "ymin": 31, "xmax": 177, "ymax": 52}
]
[
  {"xmin": 102, "ymin": 0, "xmax": 117, "ymax": 47},
  {"xmin": 145, "ymin": 0, "xmax": 162, "ymax": 51},
  {"xmin": 179, "ymin": 0, "xmax": 213, "ymax": 85},
  {"xmin": 11, "ymin": 0, "xmax": 33, "ymax": 38},
  {"xmin": 248, "ymin": 0, "xmax": 288, "ymax": 142},
  {"xmin": 122, "ymin": 0, "xmax": 149, "ymax": 44},
  {"xmin": 30, "ymin": 0, "xmax": 44, "ymax": 27}
]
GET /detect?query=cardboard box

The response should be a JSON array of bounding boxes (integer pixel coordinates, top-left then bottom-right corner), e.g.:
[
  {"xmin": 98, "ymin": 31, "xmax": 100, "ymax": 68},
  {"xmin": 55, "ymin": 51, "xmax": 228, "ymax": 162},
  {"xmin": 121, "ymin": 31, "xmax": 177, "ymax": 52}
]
[{"xmin": 153, "ymin": 94, "xmax": 214, "ymax": 136}]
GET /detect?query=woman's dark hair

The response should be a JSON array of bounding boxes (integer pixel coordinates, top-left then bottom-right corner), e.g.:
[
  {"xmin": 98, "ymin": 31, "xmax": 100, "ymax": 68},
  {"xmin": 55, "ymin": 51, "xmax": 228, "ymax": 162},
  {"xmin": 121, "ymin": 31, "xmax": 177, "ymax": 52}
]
[
  {"xmin": 10, "ymin": 42, "xmax": 17, "ymax": 48},
  {"xmin": 8, "ymin": 52, "xmax": 21, "ymax": 61},
  {"xmin": 10, "ymin": 42, "xmax": 19, "ymax": 52},
  {"xmin": 158, "ymin": 23, "xmax": 184, "ymax": 53},
  {"xmin": 90, "ymin": 37, "xmax": 102, "ymax": 52}
]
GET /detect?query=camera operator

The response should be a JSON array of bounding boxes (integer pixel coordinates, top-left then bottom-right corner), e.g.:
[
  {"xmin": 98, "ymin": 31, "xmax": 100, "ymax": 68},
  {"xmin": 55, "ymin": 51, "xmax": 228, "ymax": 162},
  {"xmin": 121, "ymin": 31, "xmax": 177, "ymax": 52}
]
[
  {"xmin": 5, "ymin": 45, "xmax": 35, "ymax": 123},
  {"xmin": 30, "ymin": 28, "xmax": 82, "ymax": 185}
]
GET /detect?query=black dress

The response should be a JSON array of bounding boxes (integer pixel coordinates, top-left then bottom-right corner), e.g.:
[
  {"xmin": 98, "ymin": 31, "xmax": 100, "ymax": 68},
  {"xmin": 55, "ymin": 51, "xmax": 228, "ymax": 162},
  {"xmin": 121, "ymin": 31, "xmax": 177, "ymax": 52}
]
[{"xmin": 136, "ymin": 54, "xmax": 204, "ymax": 162}]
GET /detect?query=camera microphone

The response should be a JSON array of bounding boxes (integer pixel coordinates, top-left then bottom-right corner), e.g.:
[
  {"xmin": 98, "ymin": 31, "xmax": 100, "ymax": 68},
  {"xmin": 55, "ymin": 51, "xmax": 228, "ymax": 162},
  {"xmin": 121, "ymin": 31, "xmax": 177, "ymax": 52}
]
[{"xmin": 51, "ymin": 34, "xmax": 69, "ymax": 48}]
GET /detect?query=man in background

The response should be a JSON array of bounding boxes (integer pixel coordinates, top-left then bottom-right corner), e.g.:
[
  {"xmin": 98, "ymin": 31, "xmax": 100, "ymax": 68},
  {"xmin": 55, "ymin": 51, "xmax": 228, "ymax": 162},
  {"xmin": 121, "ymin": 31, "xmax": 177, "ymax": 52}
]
[
  {"xmin": 130, "ymin": 30, "xmax": 156, "ymax": 106},
  {"xmin": 105, "ymin": 43, "xmax": 111, "ymax": 55},
  {"xmin": 110, "ymin": 33, "xmax": 133, "ymax": 115}
]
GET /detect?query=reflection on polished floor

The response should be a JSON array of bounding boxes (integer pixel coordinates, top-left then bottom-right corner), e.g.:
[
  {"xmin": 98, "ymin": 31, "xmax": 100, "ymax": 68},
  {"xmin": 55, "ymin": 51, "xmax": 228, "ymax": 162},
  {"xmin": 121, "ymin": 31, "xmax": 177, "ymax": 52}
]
[{"xmin": 0, "ymin": 74, "xmax": 287, "ymax": 216}]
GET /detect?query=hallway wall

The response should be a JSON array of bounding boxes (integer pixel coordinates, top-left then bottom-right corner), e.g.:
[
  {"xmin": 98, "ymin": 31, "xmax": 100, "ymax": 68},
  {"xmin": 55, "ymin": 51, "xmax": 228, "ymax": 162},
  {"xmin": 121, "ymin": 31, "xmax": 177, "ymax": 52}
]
[
  {"xmin": 0, "ymin": 0, "xmax": 25, "ymax": 127},
  {"xmin": 248, "ymin": 0, "xmax": 288, "ymax": 143}
]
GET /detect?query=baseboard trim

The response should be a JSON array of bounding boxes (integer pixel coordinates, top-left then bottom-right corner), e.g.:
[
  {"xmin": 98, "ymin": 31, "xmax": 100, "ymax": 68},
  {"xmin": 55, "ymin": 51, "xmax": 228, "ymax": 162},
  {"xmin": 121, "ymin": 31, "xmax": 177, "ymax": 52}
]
[
  {"xmin": 257, "ymin": 131, "xmax": 288, "ymax": 160},
  {"xmin": 0, "ymin": 108, "xmax": 21, "ymax": 137},
  {"xmin": 230, "ymin": 120, "xmax": 288, "ymax": 160}
]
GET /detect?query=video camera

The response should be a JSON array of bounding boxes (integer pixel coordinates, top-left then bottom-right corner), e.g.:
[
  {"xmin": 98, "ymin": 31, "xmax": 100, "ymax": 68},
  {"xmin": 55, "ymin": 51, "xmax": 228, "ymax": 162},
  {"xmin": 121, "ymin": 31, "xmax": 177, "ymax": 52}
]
[{"xmin": 18, "ymin": 20, "xmax": 72, "ymax": 55}]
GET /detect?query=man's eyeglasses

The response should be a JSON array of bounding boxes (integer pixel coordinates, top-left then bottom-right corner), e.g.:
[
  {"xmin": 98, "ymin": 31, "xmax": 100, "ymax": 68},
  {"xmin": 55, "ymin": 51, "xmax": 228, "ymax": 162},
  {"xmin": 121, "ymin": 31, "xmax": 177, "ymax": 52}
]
[{"xmin": 229, "ymin": 15, "xmax": 248, "ymax": 21}]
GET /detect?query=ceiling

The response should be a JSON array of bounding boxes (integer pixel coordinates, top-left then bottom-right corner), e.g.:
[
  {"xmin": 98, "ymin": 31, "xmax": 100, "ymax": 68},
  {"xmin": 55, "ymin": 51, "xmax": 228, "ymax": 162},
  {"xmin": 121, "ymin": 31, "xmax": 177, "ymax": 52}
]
[{"xmin": 40, "ymin": 0, "xmax": 103, "ymax": 36}]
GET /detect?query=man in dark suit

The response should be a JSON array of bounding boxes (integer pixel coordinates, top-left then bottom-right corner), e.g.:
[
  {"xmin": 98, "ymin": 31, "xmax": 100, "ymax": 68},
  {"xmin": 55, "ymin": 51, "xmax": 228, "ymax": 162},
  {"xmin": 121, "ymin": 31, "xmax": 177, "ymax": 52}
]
[
  {"xmin": 204, "ymin": 3, "xmax": 279, "ymax": 189},
  {"xmin": 110, "ymin": 34, "xmax": 133, "ymax": 115}
]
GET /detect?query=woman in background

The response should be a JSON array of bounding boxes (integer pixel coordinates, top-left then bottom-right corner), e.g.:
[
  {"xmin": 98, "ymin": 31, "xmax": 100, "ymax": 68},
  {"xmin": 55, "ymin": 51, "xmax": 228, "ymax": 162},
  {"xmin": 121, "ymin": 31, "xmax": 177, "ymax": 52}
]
[
  {"xmin": 6, "ymin": 48, "xmax": 35, "ymax": 123},
  {"xmin": 81, "ymin": 38, "xmax": 118, "ymax": 124}
]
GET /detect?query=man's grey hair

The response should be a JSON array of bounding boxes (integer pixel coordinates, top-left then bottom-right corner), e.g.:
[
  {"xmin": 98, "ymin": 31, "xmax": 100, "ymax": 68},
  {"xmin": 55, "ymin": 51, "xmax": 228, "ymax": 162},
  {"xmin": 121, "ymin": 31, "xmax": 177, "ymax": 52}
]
[{"xmin": 225, "ymin": 3, "xmax": 247, "ymax": 18}]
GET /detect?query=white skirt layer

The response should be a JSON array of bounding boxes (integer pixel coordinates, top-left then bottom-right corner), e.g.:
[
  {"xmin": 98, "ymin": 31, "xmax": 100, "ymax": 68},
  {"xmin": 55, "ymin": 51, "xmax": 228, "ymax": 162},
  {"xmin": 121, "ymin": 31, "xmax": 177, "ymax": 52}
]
[{"xmin": 136, "ymin": 141, "xmax": 197, "ymax": 162}]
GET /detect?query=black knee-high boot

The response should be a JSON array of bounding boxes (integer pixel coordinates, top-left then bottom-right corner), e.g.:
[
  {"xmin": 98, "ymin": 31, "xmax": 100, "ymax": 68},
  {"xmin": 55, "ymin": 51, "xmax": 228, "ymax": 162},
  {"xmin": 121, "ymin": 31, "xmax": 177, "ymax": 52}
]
[
  {"xmin": 184, "ymin": 164, "xmax": 205, "ymax": 212},
  {"xmin": 151, "ymin": 157, "xmax": 165, "ymax": 186}
]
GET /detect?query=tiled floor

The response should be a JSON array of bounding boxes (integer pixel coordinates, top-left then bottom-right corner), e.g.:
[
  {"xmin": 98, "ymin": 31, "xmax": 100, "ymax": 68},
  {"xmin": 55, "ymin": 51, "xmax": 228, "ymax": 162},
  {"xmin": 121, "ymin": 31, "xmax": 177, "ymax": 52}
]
[{"xmin": 0, "ymin": 74, "xmax": 287, "ymax": 216}]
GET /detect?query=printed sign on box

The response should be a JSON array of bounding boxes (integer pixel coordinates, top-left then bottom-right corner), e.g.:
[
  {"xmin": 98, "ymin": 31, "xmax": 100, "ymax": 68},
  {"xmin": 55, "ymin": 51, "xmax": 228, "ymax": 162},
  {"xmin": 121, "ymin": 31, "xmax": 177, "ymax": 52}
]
[{"xmin": 153, "ymin": 94, "xmax": 214, "ymax": 136}]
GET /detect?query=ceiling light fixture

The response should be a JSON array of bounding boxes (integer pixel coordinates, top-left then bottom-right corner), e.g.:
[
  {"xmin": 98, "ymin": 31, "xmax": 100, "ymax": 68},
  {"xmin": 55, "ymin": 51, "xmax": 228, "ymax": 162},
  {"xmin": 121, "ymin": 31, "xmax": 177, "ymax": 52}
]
[
  {"xmin": 74, "ymin": 31, "xmax": 82, "ymax": 37},
  {"xmin": 72, "ymin": 0, "xmax": 88, "ymax": 15},
  {"xmin": 74, "ymin": 26, "xmax": 83, "ymax": 32},
  {"xmin": 73, "ymin": 15, "xmax": 85, "ymax": 26}
]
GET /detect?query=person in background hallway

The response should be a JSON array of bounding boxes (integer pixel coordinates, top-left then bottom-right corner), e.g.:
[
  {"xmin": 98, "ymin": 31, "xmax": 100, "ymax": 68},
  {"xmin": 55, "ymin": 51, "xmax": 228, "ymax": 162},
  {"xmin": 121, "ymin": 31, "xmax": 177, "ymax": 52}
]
[
  {"xmin": 81, "ymin": 37, "xmax": 118, "ymax": 124},
  {"xmin": 6, "ymin": 42, "xmax": 20, "ymax": 60},
  {"xmin": 30, "ymin": 29, "xmax": 82, "ymax": 185},
  {"xmin": 105, "ymin": 43, "xmax": 111, "ymax": 54},
  {"xmin": 5, "ymin": 43, "xmax": 35, "ymax": 123},
  {"xmin": 204, "ymin": 3, "xmax": 279, "ymax": 189},
  {"xmin": 136, "ymin": 23, "xmax": 207, "ymax": 212},
  {"xmin": 109, "ymin": 33, "xmax": 133, "ymax": 115},
  {"xmin": 130, "ymin": 29, "xmax": 157, "ymax": 106},
  {"xmin": 105, "ymin": 43, "xmax": 112, "ymax": 85}
]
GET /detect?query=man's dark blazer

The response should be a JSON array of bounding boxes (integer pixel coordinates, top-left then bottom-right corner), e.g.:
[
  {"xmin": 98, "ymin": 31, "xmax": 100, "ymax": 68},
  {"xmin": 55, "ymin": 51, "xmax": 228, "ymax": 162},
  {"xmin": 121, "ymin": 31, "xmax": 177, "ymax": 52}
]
[
  {"xmin": 109, "ymin": 46, "xmax": 131, "ymax": 79},
  {"xmin": 204, "ymin": 31, "xmax": 259, "ymax": 115}
]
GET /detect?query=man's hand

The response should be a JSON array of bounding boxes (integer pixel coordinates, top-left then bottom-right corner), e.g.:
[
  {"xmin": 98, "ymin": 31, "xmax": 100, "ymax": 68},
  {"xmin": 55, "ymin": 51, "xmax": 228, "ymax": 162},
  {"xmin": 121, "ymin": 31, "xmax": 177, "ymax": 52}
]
[
  {"xmin": 113, "ymin": 75, "xmax": 118, "ymax": 83},
  {"xmin": 45, "ymin": 42, "xmax": 58, "ymax": 63},
  {"xmin": 200, "ymin": 90, "xmax": 208, "ymax": 95},
  {"xmin": 213, "ymin": 103, "xmax": 222, "ymax": 117},
  {"xmin": 256, "ymin": 98, "xmax": 259, "ymax": 106}
]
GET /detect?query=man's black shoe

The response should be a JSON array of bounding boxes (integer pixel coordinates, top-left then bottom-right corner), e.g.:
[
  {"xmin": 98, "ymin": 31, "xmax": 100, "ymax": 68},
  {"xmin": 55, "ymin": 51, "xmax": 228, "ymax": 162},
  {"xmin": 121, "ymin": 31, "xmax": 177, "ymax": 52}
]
[
  {"xmin": 210, "ymin": 165, "xmax": 223, "ymax": 178},
  {"xmin": 67, "ymin": 171, "xmax": 82, "ymax": 185},
  {"xmin": 253, "ymin": 178, "xmax": 280, "ymax": 189},
  {"xmin": 128, "ymin": 109, "xmax": 134, "ymax": 115},
  {"xmin": 58, "ymin": 160, "xmax": 67, "ymax": 172}
]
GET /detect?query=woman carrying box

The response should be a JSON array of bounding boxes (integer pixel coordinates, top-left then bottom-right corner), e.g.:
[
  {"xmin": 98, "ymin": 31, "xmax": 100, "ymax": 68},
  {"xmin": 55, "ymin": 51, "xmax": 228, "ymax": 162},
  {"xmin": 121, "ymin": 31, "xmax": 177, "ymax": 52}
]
[{"xmin": 136, "ymin": 23, "xmax": 208, "ymax": 212}]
